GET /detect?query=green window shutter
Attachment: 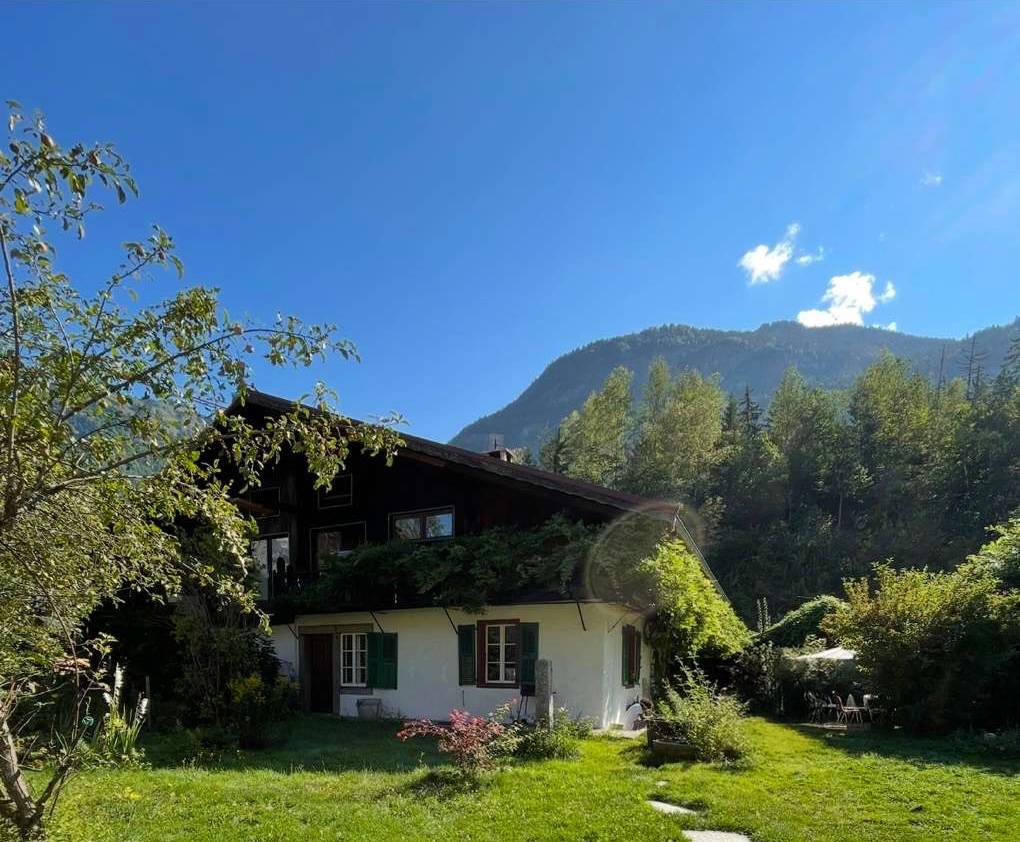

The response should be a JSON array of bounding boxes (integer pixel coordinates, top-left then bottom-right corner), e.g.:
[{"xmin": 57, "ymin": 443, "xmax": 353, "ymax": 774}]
[
  {"xmin": 635, "ymin": 629, "xmax": 642, "ymax": 686},
  {"xmin": 367, "ymin": 632, "xmax": 398, "ymax": 689},
  {"xmin": 520, "ymin": 622, "xmax": 539, "ymax": 697},
  {"xmin": 622, "ymin": 625, "xmax": 635, "ymax": 687},
  {"xmin": 458, "ymin": 624, "xmax": 476, "ymax": 685}
]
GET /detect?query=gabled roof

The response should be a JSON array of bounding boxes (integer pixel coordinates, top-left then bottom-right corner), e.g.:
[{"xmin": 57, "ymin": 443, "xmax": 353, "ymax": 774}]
[
  {"xmin": 229, "ymin": 389, "xmax": 676, "ymax": 517},
  {"xmin": 227, "ymin": 388, "xmax": 725, "ymax": 597}
]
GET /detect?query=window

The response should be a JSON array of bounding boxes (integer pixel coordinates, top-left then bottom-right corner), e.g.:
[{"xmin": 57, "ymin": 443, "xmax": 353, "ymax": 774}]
[
  {"xmin": 340, "ymin": 632, "xmax": 368, "ymax": 687},
  {"xmin": 318, "ymin": 475, "xmax": 353, "ymax": 508},
  {"xmin": 484, "ymin": 622, "xmax": 518, "ymax": 685},
  {"xmin": 247, "ymin": 486, "xmax": 280, "ymax": 518},
  {"xmin": 310, "ymin": 522, "xmax": 367, "ymax": 570},
  {"xmin": 390, "ymin": 507, "xmax": 454, "ymax": 541},
  {"xmin": 251, "ymin": 534, "xmax": 289, "ymax": 600}
]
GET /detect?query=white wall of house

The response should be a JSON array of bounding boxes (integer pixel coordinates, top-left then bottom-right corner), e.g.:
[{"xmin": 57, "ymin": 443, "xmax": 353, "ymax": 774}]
[{"xmin": 269, "ymin": 601, "xmax": 652, "ymax": 728}]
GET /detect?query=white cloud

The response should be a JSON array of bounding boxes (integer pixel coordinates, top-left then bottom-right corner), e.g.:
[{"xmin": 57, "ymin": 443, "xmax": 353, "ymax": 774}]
[
  {"xmin": 921, "ymin": 171, "xmax": 943, "ymax": 187},
  {"xmin": 796, "ymin": 271, "xmax": 897, "ymax": 328},
  {"xmin": 878, "ymin": 321, "xmax": 898, "ymax": 331},
  {"xmin": 740, "ymin": 222, "xmax": 826, "ymax": 284},
  {"xmin": 739, "ymin": 230, "xmax": 796, "ymax": 285},
  {"xmin": 796, "ymin": 246, "xmax": 825, "ymax": 267}
]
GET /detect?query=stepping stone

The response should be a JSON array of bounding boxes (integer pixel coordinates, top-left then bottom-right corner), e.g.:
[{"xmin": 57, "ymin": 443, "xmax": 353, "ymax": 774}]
[
  {"xmin": 647, "ymin": 800, "xmax": 697, "ymax": 816},
  {"xmin": 683, "ymin": 832, "xmax": 752, "ymax": 842}
]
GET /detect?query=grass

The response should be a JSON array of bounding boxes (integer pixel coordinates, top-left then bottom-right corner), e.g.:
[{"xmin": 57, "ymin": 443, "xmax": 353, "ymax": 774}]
[{"xmin": 43, "ymin": 715, "xmax": 1019, "ymax": 841}]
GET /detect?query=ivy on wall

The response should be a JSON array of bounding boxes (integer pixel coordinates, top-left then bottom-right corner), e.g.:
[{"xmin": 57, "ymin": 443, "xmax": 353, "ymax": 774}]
[{"xmin": 284, "ymin": 515, "xmax": 748, "ymax": 661}]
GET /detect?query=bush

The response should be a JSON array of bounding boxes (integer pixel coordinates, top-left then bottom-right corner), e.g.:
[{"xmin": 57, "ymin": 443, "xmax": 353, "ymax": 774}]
[
  {"xmin": 398, "ymin": 707, "xmax": 518, "ymax": 779},
  {"xmin": 651, "ymin": 669, "xmax": 750, "ymax": 762},
  {"xmin": 513, "ymin": 710, "xmax": 592, "ymax": 760},
  {"xmin": 227, "ymin": 674, "xmax": 296, "ymax": 749},
  {"xmin": 823, "ymin": 563, "xmax": 1020, "ymax": 732},
  {"xmin": 760, "ymin": 595, "xmax": 845, "ymax": 647}
]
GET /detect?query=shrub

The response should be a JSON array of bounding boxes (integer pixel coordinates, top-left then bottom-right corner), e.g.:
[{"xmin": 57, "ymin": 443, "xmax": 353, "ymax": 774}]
[
  {"xmin": 397, "ymin": 707, "xmax": 519, "ymax": 778},
  {"xmin": 651, "ymin": 668, "xmax": 750, "ymax": 762},
  {"xmin": 823, "ymin": 563, "xmax": 1020, "ymax": 732},
  {"xmin": 514, "ymin": 709, "xmax": 591, "ymax": 760},
  {"xmin": 227, "ymin": 674, "xmax": 296, "ymax": 749},
  {"xmin": 760, "ymin": 595, "xmax": 845, "ymax": 648}
]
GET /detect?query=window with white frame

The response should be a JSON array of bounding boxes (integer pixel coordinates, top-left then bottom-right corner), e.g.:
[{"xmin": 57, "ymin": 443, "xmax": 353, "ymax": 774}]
[
  {"xmin": 484, "ymin": 622, "xmax": 518, "ymax": 684},
  {"xmin": 340, "ymin": 632, "xmax": 368, "ymax": 687}
]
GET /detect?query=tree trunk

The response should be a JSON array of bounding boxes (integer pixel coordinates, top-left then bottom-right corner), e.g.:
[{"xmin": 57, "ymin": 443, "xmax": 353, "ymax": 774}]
[{"xmin": 0, "ymin": 714, "xmax": 43, "ymax": 839}]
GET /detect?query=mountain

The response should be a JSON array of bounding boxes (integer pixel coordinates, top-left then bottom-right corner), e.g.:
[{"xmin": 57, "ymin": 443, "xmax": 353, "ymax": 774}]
[{"xmin": 451, "ymin": 319, "xmax": 1019, "ymax": 453}]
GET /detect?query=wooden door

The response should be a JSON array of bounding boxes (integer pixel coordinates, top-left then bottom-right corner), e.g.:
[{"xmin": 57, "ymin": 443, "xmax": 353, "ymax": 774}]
[{"xmin": 305, "ymin": 633, "xmax": 334, "ymax": 713}]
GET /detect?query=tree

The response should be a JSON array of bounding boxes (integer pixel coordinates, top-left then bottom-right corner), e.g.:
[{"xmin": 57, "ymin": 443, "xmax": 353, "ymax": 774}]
[
  {"xmin": 559, "ymin": 367, "xmax": 632, "ymax": 487},
  {"xmin": 0, "ymin": 102, "xmax": 401, "ymax": 837},
  {"xmin": 623, "ymin": 363, "xmax": 725, "ymax": 501}
]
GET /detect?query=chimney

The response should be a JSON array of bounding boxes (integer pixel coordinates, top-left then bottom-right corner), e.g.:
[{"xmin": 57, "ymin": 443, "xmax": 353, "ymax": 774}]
[{"xmin": 484, "ymin": 434, "xmax": 514, "ymax": 463}]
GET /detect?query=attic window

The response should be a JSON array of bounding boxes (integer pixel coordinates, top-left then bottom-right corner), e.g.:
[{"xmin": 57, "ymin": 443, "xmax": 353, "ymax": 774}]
[
  {"xmin": 390, "ymin": 507, "xmax": 454, "ymax": 541},
  {"xmin": 247, "ymin": 486, "xmax": 280, "ymax": 518},
  {"xmin": 318, "ymin": 475, "xmax": 353, "ymax": 508}
]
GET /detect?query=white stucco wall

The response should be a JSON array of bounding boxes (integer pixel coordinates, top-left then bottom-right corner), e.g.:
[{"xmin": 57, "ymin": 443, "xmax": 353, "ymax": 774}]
[{"xmin": 270, "ymin": 601, "xmax": 650, "ymax": 728}]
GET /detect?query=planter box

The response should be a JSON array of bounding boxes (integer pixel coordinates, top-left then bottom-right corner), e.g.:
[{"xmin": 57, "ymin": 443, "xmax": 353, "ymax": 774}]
[
  {"xmin": 649, "ymin": 738, "xmax": 698, "ymax": 760},
  {"xmin": 356, "ymin": 698, "xmax": 382, "ymax": 720},
  {"xmin": 645, "ymin": 718, "xmax": 698, "ymax": 760}
]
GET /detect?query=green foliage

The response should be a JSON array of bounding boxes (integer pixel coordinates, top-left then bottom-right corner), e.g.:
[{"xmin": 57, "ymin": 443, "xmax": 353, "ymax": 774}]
[
  {"xmin": 227, "ymin": 674, "xmax": 296, "ymax": 750},
  {"xmin": 0, "ymin": 101, "xmax": 401, "ymax": 838},
  {"xmin": 823, "ymin": 563, "xmax": 1020, "ymax": 731},
  {"xmin": 540, "ymin": 366, "xmax": 632, "ymax": 487},
  {"xmin": 760, "ymin": 595, "xmax": 845, "ymax": 647},
  {"xmin": 624, "ymin": 361, "xmax": 725, "ymax": 501},
  {"xmin": 297, "ymin": 515, "xmax": 597, "ymax": 614},
  {"xmin": 85, "ymin": 666, "xmax": 148, "ymax": 768},
  {"xmin": 299, "ymin": 517, "xmax": 748, "ymax": 667},
  {"xmin": 651, "ymin": 668, "xmax": 750, "ymax": 762},
  {"xmin": 526, "ymin": 346, "xmax": 1020, "ymax": 621},
  {"xmin": 639, "ymin": 539, "xmax": 750, "ymax": 660},
  {"xmin": 513, "ymin": 708, "xmax": 592, "ymax": 760},
  {"xmin": 968, "ymin": 515, "xmax": 1020, "ymax": 589}
]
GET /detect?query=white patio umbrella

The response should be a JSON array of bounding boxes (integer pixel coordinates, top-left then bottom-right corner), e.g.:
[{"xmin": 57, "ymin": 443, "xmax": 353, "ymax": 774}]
[{"xmin": 794, "ymin": 646, "xmax": 856, "ymax": 661}]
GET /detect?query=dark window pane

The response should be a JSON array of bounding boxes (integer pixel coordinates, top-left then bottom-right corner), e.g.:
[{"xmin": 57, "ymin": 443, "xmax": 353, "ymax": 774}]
[
  {"xmin": 425, "ymin": 512, "xmax": 453, "ymax": 538},
  {"xmin": 393, "ymin": 517, "xmax": 422, "ymax": 540},
  {"xmin": 487, "ymin": 663, "xmax": 500, "ymax": 681}
]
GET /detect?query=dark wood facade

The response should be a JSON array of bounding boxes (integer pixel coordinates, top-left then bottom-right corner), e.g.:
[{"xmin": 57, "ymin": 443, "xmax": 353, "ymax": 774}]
[{"xmin": 230, "ymin": 391, "xmax": 680, "ymax": 609}]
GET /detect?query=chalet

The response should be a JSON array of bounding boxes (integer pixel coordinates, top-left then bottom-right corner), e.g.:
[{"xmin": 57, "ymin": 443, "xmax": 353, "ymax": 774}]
[{"xmin": 231, "ymin": 390, "xmax": 721, "ymax": 729}]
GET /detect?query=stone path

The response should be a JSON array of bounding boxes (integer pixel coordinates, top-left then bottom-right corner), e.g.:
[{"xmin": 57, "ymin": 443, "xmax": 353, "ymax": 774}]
[
  {"xmin": 645, "ymin": 799, "xmax": 752, "ymax": 842},
  {"xmin": 647, "ymin": 800, "xmax": 697, "ymax": 816}
]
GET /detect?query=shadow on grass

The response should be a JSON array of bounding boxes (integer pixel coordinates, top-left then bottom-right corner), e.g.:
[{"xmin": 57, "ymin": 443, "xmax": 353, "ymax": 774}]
[
  {"xmin": 619, "ymin": 741, "xmax": 751, "ymax": 774},
  {"xmin": 390, "ymin": 767, "xmax": 483, "ymax": 799},
  {"xmin": 790, "ymin": 722, "xmax": 1020, "ymax": 777},
  {"xmin": 142, "ymin": 714, "xmax": 448, "ymax": 775}
]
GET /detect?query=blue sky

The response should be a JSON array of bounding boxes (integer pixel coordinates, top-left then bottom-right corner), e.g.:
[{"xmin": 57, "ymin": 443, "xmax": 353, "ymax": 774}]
[{"xmin": 5, "ymin": 2, "xmax": 1020, "ymax": 441}]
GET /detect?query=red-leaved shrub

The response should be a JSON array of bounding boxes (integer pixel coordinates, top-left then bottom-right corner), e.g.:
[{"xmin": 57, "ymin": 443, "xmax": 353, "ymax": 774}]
[{"xmin": 397, "ymin": 709, "xmax": 510, "ymax": 775}]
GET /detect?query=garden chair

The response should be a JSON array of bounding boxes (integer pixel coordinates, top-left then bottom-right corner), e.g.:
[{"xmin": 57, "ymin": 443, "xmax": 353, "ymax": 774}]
[{"xmin": 834, "ymin": 694, "xmax": 863, "ymax": 725}]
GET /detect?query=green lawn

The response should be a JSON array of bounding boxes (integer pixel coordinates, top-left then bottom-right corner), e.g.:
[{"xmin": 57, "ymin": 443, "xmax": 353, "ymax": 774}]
[{"xmin": 46, "ymin": 716, "xmax": 1018, "ymax": 842}]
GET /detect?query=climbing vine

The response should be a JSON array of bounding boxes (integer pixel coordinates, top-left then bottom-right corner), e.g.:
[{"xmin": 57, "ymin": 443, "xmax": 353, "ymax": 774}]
[{"xmin": 286, "ymin": 515, "xmax": 748, "ymax": 661}]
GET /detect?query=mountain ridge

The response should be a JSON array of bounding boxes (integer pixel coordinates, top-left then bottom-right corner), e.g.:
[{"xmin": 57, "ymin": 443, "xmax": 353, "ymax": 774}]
[{"xmin": 450, "ymin": 319, "xmax": 1019, "ymax": 453}]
